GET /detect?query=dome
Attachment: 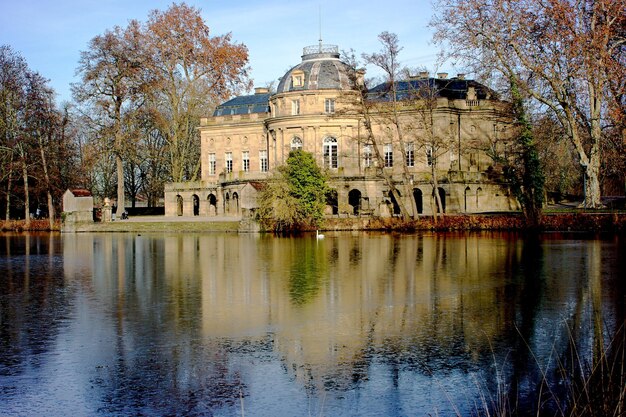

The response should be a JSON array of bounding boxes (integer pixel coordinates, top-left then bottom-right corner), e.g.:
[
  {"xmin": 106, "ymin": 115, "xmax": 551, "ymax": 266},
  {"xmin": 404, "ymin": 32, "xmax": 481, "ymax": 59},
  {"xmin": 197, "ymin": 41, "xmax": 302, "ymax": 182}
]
[{"xmin": 276, "ymin": 44, "xmax": 354, "ymax": 93}]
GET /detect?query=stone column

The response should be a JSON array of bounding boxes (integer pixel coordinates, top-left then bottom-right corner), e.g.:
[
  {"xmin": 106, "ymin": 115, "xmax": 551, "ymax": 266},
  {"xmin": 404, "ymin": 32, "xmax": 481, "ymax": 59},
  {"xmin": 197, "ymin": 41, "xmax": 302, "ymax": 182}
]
[{"xmin": 102, "ymin": 198, "xmax": 112, "ymax": 222}]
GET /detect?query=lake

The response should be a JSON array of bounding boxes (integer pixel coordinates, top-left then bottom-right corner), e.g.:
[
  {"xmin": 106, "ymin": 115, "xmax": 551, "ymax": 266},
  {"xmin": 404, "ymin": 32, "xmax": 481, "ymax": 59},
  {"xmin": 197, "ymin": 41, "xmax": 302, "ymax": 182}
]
[{"xmin": 0, "ymin": 231, "xmax": 623, "ymax": 416}]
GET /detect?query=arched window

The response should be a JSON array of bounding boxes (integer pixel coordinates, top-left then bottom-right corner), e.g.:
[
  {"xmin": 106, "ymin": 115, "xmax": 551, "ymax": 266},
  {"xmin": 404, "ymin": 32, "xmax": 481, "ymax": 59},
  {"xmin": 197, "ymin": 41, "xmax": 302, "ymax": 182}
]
[
  {"xmin": 192, "ymin": 194, "xmax": 200, "ymax": 216},
  {"xmin": 176, "ymin": 195, "xmax": 183, "ymax": 216},
  {"xmin": 291, "ymin": 136, "xmax": 303, "ymax": 151},
  {"xmin": 348, "ymin": 189, "xmax": 362, "ymax": 215},
  {"xmin": 232, "ymin": 192, "xmax": 239, "ymax": 214},
  {"xmin": 323, "ymin": 137, "xmax": 338, "ymax": 168},
  {"xmin": 413, "ymin": 188, "xmax": 423, "ymax": 214},
  {"xmin": 207, "ymin": 194, "xmax": 217, "ymax": 216}
]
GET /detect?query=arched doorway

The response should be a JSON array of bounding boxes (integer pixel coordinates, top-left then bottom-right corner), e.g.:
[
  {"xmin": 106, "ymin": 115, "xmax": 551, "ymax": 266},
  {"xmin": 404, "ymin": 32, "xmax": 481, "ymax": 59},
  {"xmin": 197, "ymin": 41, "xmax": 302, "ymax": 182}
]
[
  {"xmin": 208, "ymin": 193, "xmax": 217, "ymax": 216},
  {"xmin": 464, "ymin": 187, "xmax": 471, "ymax": 212},
  {"xmin": 348, "ymin": 189, "xmax": 361, "ymax": 215},
  {"xmin": 326, "ymin": 189, "xmax": 338, "ymax": 215},
  {"xmin": 413, "ymin": 188, "xmax": 423, "ymax": 214},
  {"xmin": 192, "ymin": 194, "xmax": 199, "ymax": 216},
  {"xmin": 389, "ymin": 190, "xmax": 401, "ymax": 216},
  {"xmin": 436, "ymin": 187, "xmax": 446, "ymax": 213},
  {"xmin": 176, "ymin": 195, "xmax": 183, "ymax": 216},
  {"xmin": 232, "ymin": 192, "xmax": 239, "ymax": 214}
]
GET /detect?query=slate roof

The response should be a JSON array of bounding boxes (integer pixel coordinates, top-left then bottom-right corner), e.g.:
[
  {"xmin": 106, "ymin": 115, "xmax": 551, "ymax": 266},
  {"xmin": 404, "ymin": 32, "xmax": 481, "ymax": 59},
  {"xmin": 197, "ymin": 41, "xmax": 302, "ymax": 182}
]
[
  {"xmin": 276, "ymin": 58, "xmax": 352, "ymax": 93},
  {"xmin": 213, "ymin": 93, "xmax": 270, "ymax": 116},
  {"xmin": 212, "ymin": 76, "xmax": 498, "ymax": 116},
  {"xmin": 367, "ymin": 78, "xmax": 498, "ymax": 101}
]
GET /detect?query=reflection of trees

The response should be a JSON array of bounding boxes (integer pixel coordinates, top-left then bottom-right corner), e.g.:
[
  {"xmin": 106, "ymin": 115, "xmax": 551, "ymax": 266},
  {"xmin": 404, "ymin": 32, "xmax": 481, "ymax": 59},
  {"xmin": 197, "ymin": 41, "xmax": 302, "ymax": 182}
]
[
  {"xmin": 66, "ymin": 233, "xmax": 247, "ymax": 414},
  {"xmin": 3, "ymin": 232, "xmax": 622, "ymax": 415},
  {"xmin": 288, "ymin": 238, "xmax": 326, "ymax": 305},
  {"xmin": 0, "ymin": 234, "xmax": 69, "ymax": 377}
]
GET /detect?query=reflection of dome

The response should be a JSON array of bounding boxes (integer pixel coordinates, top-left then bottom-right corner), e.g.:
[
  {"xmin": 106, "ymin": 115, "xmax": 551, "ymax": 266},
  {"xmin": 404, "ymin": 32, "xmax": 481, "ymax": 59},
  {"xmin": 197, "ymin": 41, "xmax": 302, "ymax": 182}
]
[{"xmin": 276, "ymin": 44, "xmax": 353, "ymax": 93}]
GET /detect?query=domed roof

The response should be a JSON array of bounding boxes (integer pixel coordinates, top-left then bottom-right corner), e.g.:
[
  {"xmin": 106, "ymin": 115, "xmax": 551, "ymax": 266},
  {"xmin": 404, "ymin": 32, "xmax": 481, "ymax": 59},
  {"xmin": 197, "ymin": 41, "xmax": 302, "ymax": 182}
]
[{"xmin": 276, "ymin": 44, "xmax": 353, "ymax": 93}]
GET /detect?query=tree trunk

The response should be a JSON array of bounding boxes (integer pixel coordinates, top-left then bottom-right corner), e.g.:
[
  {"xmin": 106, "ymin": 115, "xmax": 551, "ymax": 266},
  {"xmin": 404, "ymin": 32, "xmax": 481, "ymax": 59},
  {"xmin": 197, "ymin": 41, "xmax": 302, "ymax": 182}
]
[
  {"xmin": 582, "ymin": 160, "xmax": 602, "ymax": 208},
  {"xmin": 39, "ymin": 134, "xmax": 56, "ymax": 228},
  {"xmin": 5, "ymin": 153, "xmax": 13, "ymax": 221},
  {"xmin": 46, "ymin": 191, "xmax": 55, "ymax": 229},
  {"xmin": 116, "ymin": 153, "xmax": 125, "ymax": 215},
  {"xmin": 431, "ymin": 162, "xmax": 444, "ymax": 224},
  {"xmin": 22, "ymin": 159, "xmax": 30, "ymax": 228}
]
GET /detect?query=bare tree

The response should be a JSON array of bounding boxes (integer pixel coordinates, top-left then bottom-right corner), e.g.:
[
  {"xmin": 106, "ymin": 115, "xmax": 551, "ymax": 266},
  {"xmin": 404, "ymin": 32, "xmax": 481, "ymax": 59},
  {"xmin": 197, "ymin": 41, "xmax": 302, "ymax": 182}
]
[
  {"xmin": 362, "ymin": 32, "xmax": 418, "ymax": 218},
  {"xmin": 143, "ymin": 3, "xmax": 251, "ymax": 183},
  {"xmin": 432, "ymin": 0, "xmax": 626, "ymax": 208},
  {"xmin": 73, "ymin": 20, "xmax": 146, "ymax": 213},
  {"xmin": 0, "ymin": 45, "xmax": 28, "ymax": 220}
]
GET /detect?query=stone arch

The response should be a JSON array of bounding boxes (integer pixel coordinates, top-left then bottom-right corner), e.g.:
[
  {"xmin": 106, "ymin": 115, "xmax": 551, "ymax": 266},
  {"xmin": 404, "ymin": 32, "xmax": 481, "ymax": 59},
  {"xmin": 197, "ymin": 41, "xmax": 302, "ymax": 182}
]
[
  {"xmin": 433, "ymin": 187, "xmax": 446, "ymax": 213},
  {"xmin": 224, "ymin": 192, "xmax": 231, "ymax": 214},
  {"xmin": 413, "ymin": 188, "xmax": 423, "ymax": 214},
  {"xmin": 348, "ymin": 189, "xmax": 362, "ymax": 215},
  {"xmin": 326, "ymin": 189, "xmax": 338, "ymax": 215},
  {"xmin": 192, "ymin": 194, "xmax": 200, "ymax": 216},
  {"xmin": 436, "ymin": 187, "xmax": 446, "ymax": 213},
  {"xmin": 389, "ymin": 190, "xmax": 402, "ymax": 216},
  {"xmin": 464, "ymin": 186, "xmax": 471, "ymax": 212},
  {"xmin": 176, "ymin": 195, "xmax": 183, "ymax": 216},
  {"xmin": 207, "ymin": 193, "xmax": 217, "ymax": 216},
  {"xmin": 232, "ymin": 192, "xmax": 239, "ymax": 214}
]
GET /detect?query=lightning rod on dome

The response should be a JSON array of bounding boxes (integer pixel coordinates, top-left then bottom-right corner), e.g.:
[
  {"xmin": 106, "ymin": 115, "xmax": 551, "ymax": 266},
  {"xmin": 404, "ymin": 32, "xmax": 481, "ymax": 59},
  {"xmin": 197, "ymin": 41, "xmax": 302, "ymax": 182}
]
[{"xmin": 318, "ymin": 5, "xmax": 323, "ymax": 53}]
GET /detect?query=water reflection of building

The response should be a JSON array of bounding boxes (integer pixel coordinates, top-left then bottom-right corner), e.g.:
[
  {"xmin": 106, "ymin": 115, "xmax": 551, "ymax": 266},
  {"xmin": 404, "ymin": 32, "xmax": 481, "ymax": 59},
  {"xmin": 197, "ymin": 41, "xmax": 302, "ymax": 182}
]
[
  {"xmin": 193, "ymin": 233, "xmax": 524, "ymax": 389},
  {"xmin": 56, "ymin": 233, "xmax": 620, "ymax": 413}
]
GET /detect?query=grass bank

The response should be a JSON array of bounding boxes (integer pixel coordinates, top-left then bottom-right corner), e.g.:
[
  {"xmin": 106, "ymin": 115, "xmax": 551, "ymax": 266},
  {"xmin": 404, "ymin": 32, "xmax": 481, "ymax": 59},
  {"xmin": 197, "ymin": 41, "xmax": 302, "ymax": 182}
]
[
  {"xmin": 0, "ymin": 219, "xmax": 61, "ymax": 232},
  {"xmin": 1, "ymin": 212, "xmax": 625, "ymax": 233},
  {"xmin": 62, "ymin": 220, "xmax": 241, "ymax": 233}
]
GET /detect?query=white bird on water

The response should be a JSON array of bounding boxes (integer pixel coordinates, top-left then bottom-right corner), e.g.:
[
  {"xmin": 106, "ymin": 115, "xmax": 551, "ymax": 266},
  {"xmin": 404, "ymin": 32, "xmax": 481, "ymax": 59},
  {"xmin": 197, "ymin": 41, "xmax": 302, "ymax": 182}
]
[{"xmin": 316, "ymin": 230, "xmax": 325, "ymax": 239}]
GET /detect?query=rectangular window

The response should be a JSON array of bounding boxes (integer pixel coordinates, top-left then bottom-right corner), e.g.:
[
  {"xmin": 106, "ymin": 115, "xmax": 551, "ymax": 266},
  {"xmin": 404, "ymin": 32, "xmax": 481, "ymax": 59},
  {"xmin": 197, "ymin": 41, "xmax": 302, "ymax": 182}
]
[
  {"xmin": 405, "ymin": 142, "xmax": 415, "ymax": 167},
  {"xmin": 291, "ymin": 99, "xmax": 300, "ymax": 115},
  {"xmin": 225, "ymin": 152, "xmax": 233, "ymax": 173},
  {"xmin": 384, "ymin": 143, "xmax": 393, "ymax": 168},
  {"xmin": 325, "ymin": 98, "xmax": 335, "ymax": 114},
  {"xmin": 363, "ymin": 143, "xmax": 372, "ymax": 168},
  {"xmin": 208, "ymin": 153, "xmax": 216, "ymax": 175},
  {"xmin": 292, "ymin": 72, "xmax": 304, "ymax": 87},
  {"xmin": 242, "ymin": 151, "xmax": 249, "ymax": 172},
  {"xmin": 260, "ymin": 150, "xmax": 268, "ymax": 172},
  {"xmin": 323, "ymin": 139, "xmax": 338, "ymax": 169}
]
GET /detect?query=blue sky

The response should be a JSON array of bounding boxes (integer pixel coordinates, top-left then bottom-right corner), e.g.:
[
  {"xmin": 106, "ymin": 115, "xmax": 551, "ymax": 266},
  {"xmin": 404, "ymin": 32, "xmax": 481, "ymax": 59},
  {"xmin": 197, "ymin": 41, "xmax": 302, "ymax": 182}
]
[{"xmin": 1, "ymin": 0, "xmax": 449, "ymax": 104}]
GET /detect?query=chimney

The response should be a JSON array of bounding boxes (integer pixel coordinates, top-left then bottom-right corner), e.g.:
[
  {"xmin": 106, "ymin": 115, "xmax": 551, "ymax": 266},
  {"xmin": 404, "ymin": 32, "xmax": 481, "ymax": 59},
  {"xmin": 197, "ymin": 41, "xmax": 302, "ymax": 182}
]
[
  {"xmin": 456, "ymin": 73, "xmax": 466, "ymax": 80},
  {"xmin": 254, "ymin": 87, "xmax": 269, "ymax": 95},
  {"xmin": 437, "ymin": 72, "xmax": 448, "ymax": 79}
]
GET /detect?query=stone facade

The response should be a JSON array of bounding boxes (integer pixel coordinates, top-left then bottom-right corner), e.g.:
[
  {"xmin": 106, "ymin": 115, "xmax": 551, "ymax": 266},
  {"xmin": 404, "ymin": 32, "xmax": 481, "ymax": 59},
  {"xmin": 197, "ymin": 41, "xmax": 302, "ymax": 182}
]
[{"xmin": 165, "ymin": 44, "xmax": 518, "ymax": 218}]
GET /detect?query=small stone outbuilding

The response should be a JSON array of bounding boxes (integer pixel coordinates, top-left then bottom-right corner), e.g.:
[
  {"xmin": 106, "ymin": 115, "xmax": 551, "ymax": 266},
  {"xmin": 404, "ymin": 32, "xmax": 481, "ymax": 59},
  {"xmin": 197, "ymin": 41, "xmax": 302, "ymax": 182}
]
[{"xmin": 62, "ymin": 189, "xmax": 94, "ymax": 223}]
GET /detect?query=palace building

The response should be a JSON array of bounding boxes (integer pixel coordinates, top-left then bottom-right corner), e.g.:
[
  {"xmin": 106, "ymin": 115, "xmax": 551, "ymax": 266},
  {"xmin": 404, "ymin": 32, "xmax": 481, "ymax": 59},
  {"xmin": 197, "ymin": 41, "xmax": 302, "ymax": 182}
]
[{"xmin": 164, "ymin": 44, "xmax": 518, "ymax": 218}]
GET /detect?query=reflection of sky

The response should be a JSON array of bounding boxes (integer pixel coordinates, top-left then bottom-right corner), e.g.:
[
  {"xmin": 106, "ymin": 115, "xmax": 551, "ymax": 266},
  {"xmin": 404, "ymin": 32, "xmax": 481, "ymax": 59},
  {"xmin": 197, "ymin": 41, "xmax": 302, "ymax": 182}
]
[{"xmin": 0, "ymin": 232, "xmax": 622, "ymax": 415}]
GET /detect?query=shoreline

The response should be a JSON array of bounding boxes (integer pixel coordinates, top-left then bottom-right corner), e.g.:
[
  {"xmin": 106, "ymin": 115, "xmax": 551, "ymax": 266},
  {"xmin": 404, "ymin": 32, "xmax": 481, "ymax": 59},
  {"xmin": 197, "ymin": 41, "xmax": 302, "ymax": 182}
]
[{"xmin": 2, "ymin": 212, "xmax": 626, "ymax": 234}]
